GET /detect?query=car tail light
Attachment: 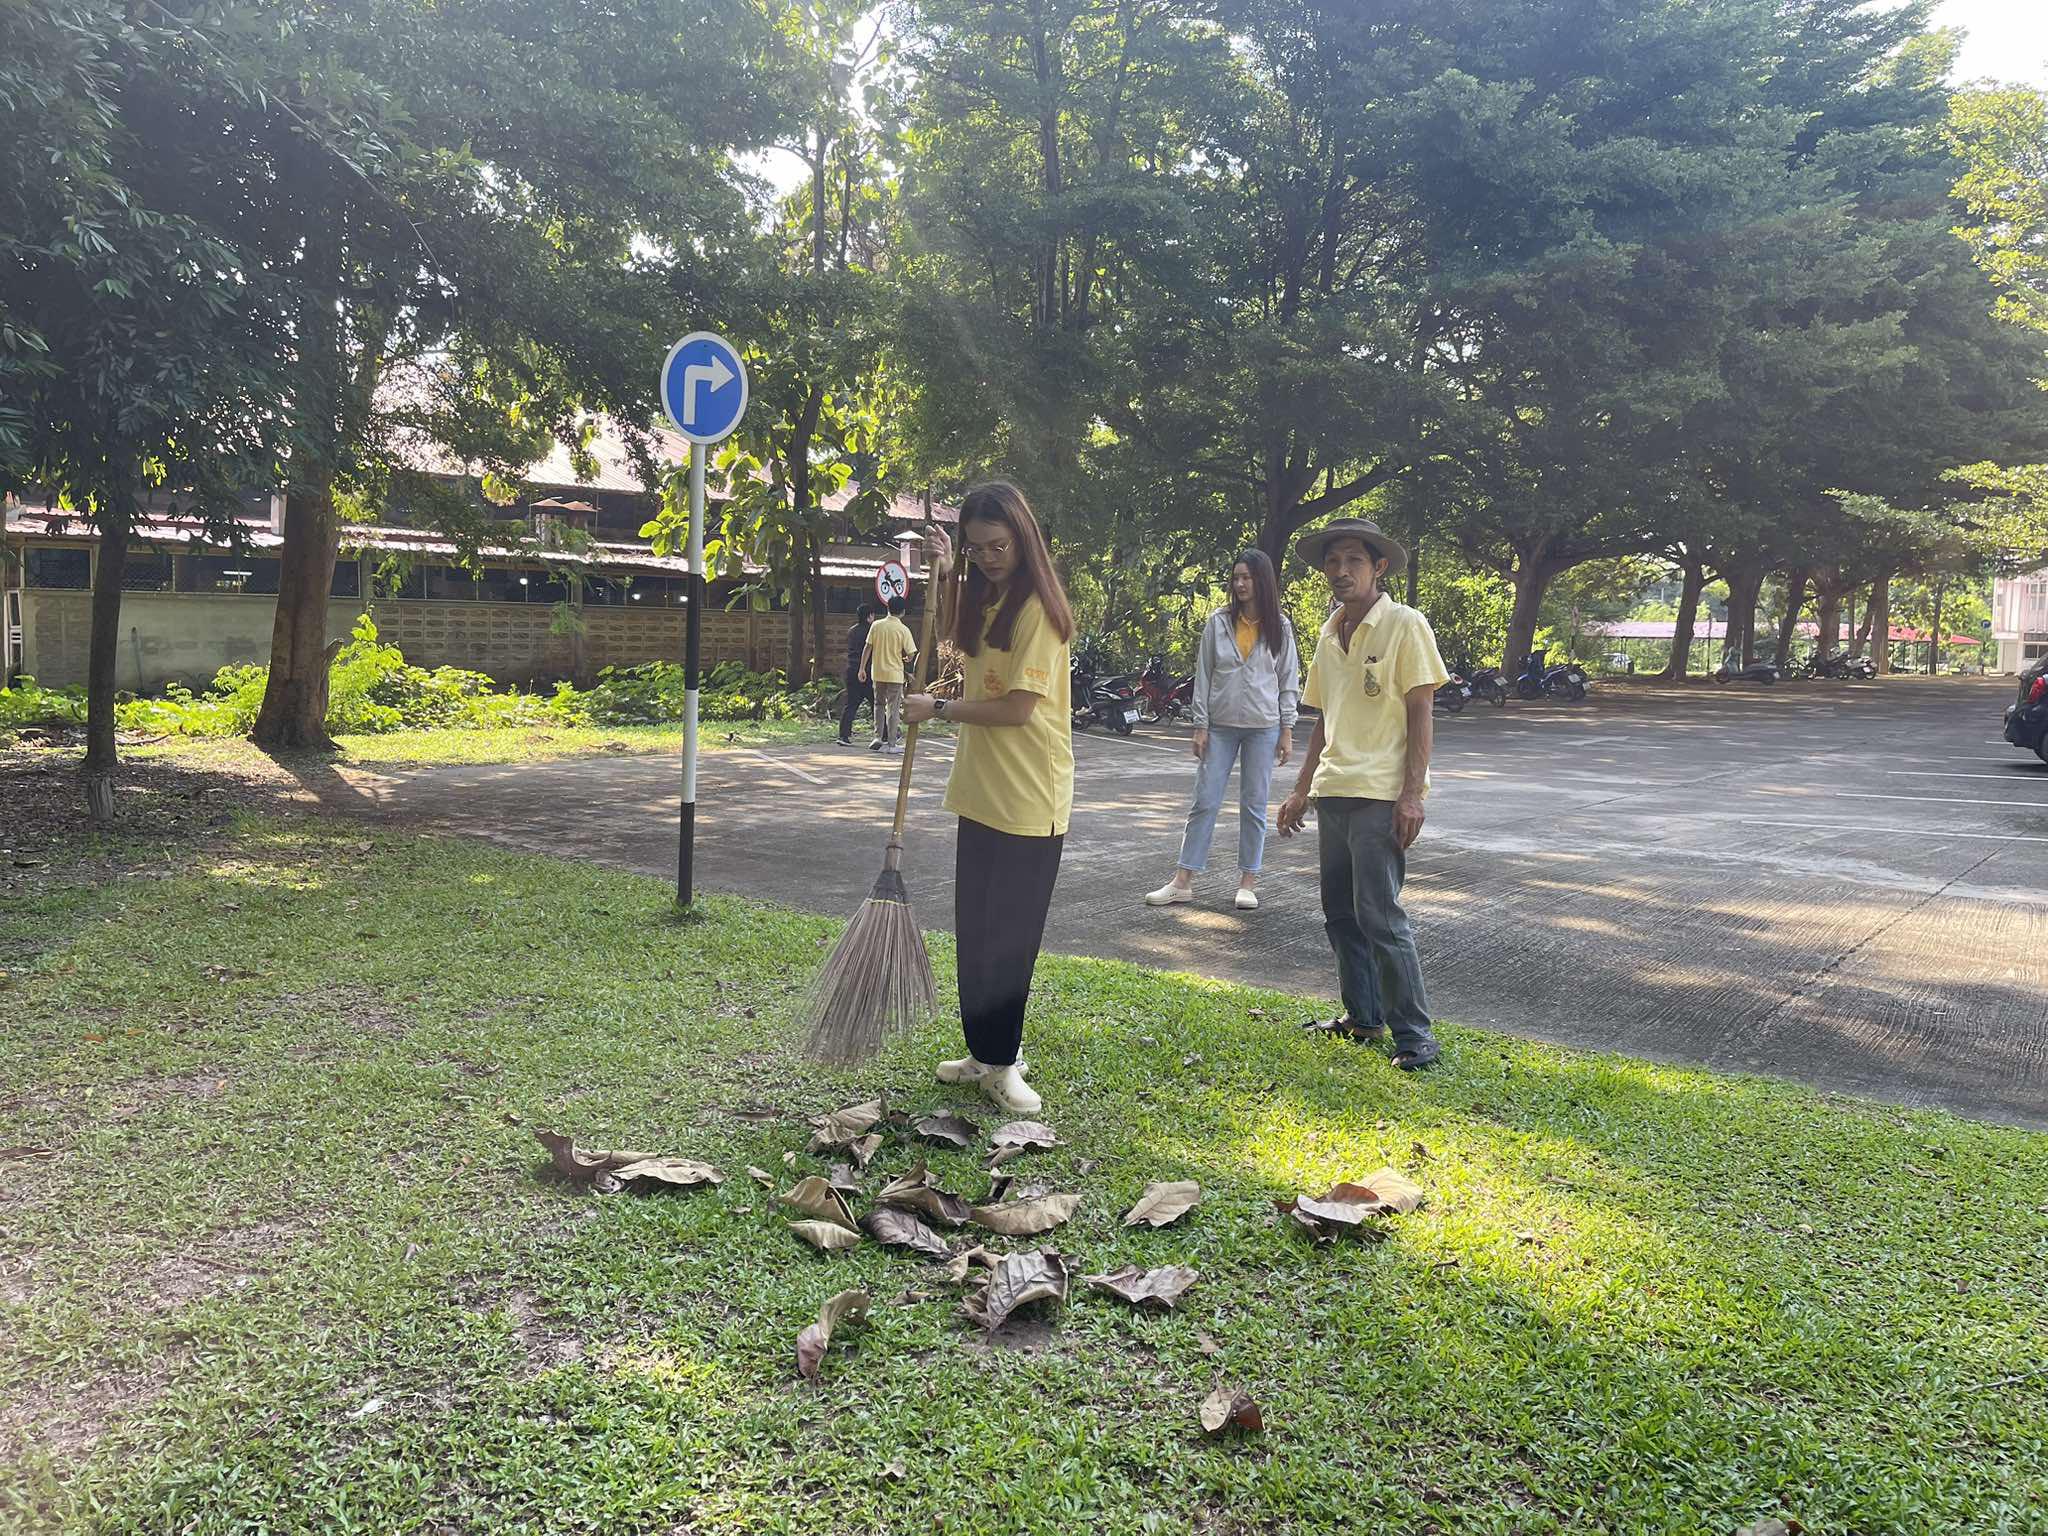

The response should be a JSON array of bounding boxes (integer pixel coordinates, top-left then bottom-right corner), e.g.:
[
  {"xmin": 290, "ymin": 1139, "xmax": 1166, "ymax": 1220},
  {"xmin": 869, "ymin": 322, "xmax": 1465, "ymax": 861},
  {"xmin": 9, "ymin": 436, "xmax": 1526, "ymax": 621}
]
[{"xmin": 2031, "ymin": 676, "xmax": 2047, "ymax": 704}]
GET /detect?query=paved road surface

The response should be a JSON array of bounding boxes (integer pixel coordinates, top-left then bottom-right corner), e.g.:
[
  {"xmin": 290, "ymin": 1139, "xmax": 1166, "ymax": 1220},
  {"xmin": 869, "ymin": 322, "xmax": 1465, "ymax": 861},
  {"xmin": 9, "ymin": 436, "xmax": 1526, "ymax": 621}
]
[{"xmin": 323, "ymin": 676, "xmax": 2047, "ymax": 1128}]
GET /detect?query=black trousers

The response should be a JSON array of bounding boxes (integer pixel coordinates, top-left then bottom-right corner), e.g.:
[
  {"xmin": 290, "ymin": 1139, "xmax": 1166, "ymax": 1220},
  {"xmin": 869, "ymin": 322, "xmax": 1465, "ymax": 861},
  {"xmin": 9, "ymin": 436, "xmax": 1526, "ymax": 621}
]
[
  {"xmin": 954, "ymin": 816, "xmax": 1064, "ymax": 1067},
  {"xmin": 837, "ymin": 670, "xmax": 872, "ymax": 740}
]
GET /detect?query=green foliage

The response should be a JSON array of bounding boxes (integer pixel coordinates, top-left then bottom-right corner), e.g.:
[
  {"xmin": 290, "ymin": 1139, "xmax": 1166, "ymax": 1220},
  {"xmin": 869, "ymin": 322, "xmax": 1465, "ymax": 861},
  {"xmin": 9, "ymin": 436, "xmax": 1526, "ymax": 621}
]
[
  {"xmin": 111, "ymin": 615, "xmax": 833, "ymax": 738},
  {"xmin": 1949, "ymin": 87, "xmax": 2048, "ymax": 338},
  {"xmin": 0, "ymin": 679, "xmax": 87, "ymax": 734}
]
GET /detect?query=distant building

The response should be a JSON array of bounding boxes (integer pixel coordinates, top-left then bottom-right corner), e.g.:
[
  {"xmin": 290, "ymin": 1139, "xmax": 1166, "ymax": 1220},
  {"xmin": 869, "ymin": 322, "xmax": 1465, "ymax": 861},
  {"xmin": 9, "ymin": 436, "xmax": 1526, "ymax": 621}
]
[
  {"xmin": 1990, "ymin": 565, "xmax": 2048, "ymax": 674},
  {"xmin": 2, "ymin": 419, "xmax": 951, "ymax": 691}
]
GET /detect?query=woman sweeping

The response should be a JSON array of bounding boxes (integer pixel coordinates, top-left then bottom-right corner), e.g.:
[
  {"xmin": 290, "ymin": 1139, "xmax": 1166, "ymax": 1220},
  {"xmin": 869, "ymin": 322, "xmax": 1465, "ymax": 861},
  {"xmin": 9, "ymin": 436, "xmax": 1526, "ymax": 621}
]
[
  {"xmin": 902, "ymin": 482, "xmax": 1074, "ymax": 1116},
  {"xmin": 1144, "ymin": 548, "xmax": 1299, "ymax": 911}
]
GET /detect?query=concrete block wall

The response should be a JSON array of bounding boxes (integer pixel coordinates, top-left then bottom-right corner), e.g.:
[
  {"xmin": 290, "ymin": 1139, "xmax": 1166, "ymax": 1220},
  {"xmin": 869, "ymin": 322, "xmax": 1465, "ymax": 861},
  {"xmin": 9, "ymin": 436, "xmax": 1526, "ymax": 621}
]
[{"xmin": 19, "ymin": 592, "xmax": 796, "ymax": 692}]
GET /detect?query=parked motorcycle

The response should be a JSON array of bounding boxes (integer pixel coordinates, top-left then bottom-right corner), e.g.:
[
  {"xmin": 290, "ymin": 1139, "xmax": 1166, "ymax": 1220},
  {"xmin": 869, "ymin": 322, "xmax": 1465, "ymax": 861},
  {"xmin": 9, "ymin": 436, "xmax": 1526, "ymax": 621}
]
[
  {"xmin": 1136, "ymin": 655, "xmax": 1195, "ymax": 724},
  {"xmin": 1434, "ymin": 674, "xmax": 1471, "ymax": 713},
  {"xmin": 1714, "ymin": 648, "xmax": 1780, "ymax": 685},
  {"xmin": 1514, "ymin": 649, "xmax": 1589, "ymax": 702},
  {"xmin": 1071, "ymin": 641, "xmax": 1141, "ymax": 735},
  {"xmin": 1451, "ymin": 655, "xmax": 1508, "ymax": 706},
  {"xmin": 1802, "ymin": 651, "xmax": 1876, "ymax": 680},
  {"xmin": 1467, "ymin": 665, "xmax": 1508, "ymax": 707}
]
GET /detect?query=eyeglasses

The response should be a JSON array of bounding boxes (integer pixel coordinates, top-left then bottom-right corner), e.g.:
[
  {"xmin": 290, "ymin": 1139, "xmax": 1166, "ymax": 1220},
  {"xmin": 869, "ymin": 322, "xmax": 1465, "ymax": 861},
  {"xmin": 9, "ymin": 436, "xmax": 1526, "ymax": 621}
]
[{"xmin": 963, "ymin": 537, "xmax": 1013, "ymax": 562}]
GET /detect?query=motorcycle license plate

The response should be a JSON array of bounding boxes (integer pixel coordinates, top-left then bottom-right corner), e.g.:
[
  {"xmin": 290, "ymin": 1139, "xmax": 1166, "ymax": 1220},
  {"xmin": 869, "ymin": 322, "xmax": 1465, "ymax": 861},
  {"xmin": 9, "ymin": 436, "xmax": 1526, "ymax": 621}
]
[{"xmin": 1122, "ymin": 708, "xmax": 1140, "ymax": 726}]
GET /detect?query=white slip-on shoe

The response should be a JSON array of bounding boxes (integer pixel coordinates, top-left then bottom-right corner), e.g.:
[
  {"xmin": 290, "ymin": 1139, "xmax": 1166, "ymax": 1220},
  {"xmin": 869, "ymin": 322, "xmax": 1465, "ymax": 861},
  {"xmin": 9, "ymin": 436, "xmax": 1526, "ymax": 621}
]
[
  {"xmin": 936, "ymin": 1056, "xmax": 993, "ymax": 1085},
  {"xmin": 1144, "ymin": 881, "xmax": 1195, "ymax": 907},
  {"xmin": 980, "ymin": 1064, "xmax": 1042, "ymax": 1115},
  {"xmin": 1235, "ymin": 887, "xmax": 1260, "ymax": 911}
]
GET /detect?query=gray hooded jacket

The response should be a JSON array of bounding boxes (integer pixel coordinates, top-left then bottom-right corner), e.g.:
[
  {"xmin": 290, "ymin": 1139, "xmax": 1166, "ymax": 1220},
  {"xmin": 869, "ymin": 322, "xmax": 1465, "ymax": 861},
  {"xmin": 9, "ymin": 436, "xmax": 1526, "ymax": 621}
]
[{"xmin": 1189, "ymin": 609, "xmax": 1300, "ymax": 732}]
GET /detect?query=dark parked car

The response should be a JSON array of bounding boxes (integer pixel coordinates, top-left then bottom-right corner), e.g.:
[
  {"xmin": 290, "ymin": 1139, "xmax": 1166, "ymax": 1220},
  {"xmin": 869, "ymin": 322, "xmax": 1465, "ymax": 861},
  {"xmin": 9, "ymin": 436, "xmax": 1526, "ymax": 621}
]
[{"xmin": 2003, "ymin": 657, "xmax": 2048, "ymax": 763}]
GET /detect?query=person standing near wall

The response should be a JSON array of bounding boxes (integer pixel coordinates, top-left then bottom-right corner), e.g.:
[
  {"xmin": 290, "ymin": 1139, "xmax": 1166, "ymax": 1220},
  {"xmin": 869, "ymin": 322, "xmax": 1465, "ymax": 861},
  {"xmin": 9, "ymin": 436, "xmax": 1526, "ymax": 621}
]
[
  {"xmin": 1277, "ymin": 519, "xmax": 1447, "ymax": 1071},
  {"xmin": 838, "ymin": 604, "xmax": 875, "ymax": 746},
  {"xmin": 902, "ymin": 482, "xmax": 1074, "ymax": 1115},
  {"xmin": 861, "ymin": 595, "xmax": 916, "ymax": 755},
  {"xmin": 1144, "ymin": 548, "xmax": 1299, "ymax": 912}
]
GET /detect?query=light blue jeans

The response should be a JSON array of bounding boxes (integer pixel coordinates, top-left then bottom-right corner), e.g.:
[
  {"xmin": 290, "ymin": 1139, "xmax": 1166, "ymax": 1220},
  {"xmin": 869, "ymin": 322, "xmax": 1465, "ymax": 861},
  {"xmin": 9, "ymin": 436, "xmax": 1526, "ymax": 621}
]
[{"xmin": 1177, "ymin": 723, "xmax": 1283, "ymax": 874}]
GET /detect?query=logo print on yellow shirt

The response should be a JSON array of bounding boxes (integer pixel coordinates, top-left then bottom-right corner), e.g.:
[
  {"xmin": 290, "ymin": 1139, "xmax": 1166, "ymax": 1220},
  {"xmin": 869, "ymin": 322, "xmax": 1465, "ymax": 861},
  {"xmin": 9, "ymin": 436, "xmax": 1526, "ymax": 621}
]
[
  {"xmin": 1360, "ymin": 655, "xmax": 1382, "ymax": 698},
  {"xmin": 982, "ymin": 667, "xmax": 1005, "ymax": 696}
]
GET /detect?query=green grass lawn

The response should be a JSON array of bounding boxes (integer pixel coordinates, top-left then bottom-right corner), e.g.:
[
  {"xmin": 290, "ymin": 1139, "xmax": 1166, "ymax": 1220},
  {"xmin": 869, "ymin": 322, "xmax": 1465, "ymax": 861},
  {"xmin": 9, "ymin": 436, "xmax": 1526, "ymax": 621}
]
[
  {"xmin": 124, "ymin": 715, "xmax": 839, "ymax": 771},
  {"xmin": 1, "ymin": 817, "xmax": 2044, "ymax": 1534}
]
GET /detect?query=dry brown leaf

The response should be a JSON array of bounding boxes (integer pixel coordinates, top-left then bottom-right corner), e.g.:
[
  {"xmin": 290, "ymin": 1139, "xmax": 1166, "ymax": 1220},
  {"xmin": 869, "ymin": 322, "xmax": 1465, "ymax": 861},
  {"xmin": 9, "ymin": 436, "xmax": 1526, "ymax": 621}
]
[
  {"xmin": 1198, "ymin": 1385, "xmax": 1264, "ymax": 1436},
  {"xmin": 808, "ymin": 1098, "xmax": 886, "ymax": 1152},
  {"xmin": 848, "ymin": 1133, "xmax": 885, "ymax": 1169},
  {"xmin": 827, "ymin": 1163, "xmax": 862, "ymax": 1196},
  {"xmin": 987, "ymin": 1174, "xmax": 1014, "ymax": 1204},
  {"xmin": 1122, "ymin": 1180, "xmax": 1201, "ymax": 1228},
  {"xmin": 1359, "ymin": 1166, "xmax": 1425, "ymax": 1214},
  {"xmin": 607, "ymin": 1157, "xmax": 723, "ymax": 1190},
  {"xmin": 1196, "ymin": 1331, "xmax": 1222, "ymax": 1357},
  {"xmin": 961, "ymin": 1249, "xmax": 1068, "ymax": 1330},
  {"xmin": 861, "ymin": 1207, "xmax": 951, "ymax": 1259},
  {"xmin": 989, "ymin": 1120, "xmax": 1059, "ymax": 1151},
  {"xmin": 787, "ymin": 1220, "xmax": 863, "ymax": 1252},
  {"xmin": 986, "ymin": 1145, "xmax": 1026, "ymax": 1172},
  {"xmin": 795, "ymin": 1288, "xmax": 870, "ymax": 1380},
  {"xmin": 913, "ymin": 1112, "xmax": 980, "ymax": 1148},
  {"xmin": 534, "ymin": 1129, "xmax": 660, "ymax": 1180},
  {"xmin": 746, "ymin": 1165, "xmax": 775, "ymax": 1188},
  {"xmin": 969, "ymin": 1191, "xmax": 1081, "ymax": 1237},
  {"xmin": 780, "ymin": 1177, "xmax": 858, "ymax": 1232},
  {"xmin": 942, "ymin": 1245, "xmax": 1001, "ymax": 1283},
  {"xmin": 1082, "ymin": 1264, "xmax": 1200, "ymax": 1309},
  {"xmin": 877, "ymin": 1161, "xmax": 973, "ymax": 1227}
]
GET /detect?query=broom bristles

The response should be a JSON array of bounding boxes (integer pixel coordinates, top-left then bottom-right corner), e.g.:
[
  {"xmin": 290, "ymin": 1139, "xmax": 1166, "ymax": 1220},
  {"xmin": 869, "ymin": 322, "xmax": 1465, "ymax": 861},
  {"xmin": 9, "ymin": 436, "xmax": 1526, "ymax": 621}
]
[{"xmin": 800, "ymin": 864, "xmax": 938, "ymax": 1065}]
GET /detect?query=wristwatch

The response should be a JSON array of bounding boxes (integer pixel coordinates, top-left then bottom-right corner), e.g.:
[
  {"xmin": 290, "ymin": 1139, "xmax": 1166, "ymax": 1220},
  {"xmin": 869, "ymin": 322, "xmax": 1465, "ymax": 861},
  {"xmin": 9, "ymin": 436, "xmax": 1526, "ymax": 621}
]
[{"xmin": 933, "ymin": 697, "xmax": 949, "ymax": 718}]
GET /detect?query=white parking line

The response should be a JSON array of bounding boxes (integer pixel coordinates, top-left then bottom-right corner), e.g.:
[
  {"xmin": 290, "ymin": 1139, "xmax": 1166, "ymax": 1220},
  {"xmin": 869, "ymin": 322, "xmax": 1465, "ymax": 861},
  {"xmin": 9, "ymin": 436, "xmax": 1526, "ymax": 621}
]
[
  {"xmin": 1740, "ymin": 818, "xmax": 2047, "ymax": 844},
  {"xmin": 745, "ymin": 749, "xmax": 826, "ymax": 786},
  {"xmin": 1884, "ymin": 770, "xmax": 2048, "ymax": 780},
  {"xmin": 1834, "ymin": 791, "xmax": 2048, "ymax": 808}
]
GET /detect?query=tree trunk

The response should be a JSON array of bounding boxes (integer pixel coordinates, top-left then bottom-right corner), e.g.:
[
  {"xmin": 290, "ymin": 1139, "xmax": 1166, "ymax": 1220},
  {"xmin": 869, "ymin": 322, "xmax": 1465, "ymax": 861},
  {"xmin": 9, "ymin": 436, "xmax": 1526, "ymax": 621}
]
[
  {"xmin": 1774, "ymin": 570, "xmax": 1808, "ymax": 670},
  {"xmin": 1660, "ymin": 556, "xmax": 1705, "ymax": 679},
  {"xmin": 1723, "ymin": 566, "xmax": 1764, "ymax": 667},
  {"xmin": 254, "ymin": 156, "xmax": 342, "ymax": 751},
  {"xmin": 252, "ymin": 484, "xmax": 341, "ymax": 748},
  {"xmin": 1869, "ymin": 572, "xmax": 1892, "ymax": 675},
  {"xmin": 809, "ymin": 538, "xmax": 828, "ymax": 683},
  {"xmin": 81, "ymin": 484, "xmax": 132, "ymax": 824},
  {"xmin": 1500, "ymin": 547, "xmax": 1556, "ymax": 678},
  {"xmin": 1814, "ymin": 583, "xmax": 1841, "ymax": 662},
  {"xmin": 786, "ymin": 525, "xmax": 810, "ymax": 685},
  {"xmin": 1927, "ymin": 582, "xmax": 1944, "ymax": 675},
  {"xmin": 1406, "ymin": 536, "xmax": 1422, "ymax": 606}
]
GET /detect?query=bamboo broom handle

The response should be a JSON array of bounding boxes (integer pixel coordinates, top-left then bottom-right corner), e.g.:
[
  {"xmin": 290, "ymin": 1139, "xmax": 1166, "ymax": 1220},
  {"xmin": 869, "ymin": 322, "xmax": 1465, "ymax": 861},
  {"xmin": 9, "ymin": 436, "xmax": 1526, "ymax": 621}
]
[{"xmin": 885, "ymin": 510, "xmax": 952, "ymax": 858}]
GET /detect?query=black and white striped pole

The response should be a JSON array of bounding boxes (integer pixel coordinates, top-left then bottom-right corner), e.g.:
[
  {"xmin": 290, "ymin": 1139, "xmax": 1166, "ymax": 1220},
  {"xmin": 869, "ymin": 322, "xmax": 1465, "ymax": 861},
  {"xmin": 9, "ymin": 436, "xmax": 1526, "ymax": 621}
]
[{"xmin": 659, "ymin": 332, "xmax": 749, "ymax": 908}]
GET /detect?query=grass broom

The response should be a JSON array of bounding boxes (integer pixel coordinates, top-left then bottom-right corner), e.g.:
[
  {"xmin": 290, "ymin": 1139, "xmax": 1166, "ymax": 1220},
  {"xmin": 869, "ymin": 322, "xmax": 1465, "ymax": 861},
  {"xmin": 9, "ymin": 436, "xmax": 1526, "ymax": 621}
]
[{"xmin": 801, "ymin": 528, "xmax": 958, "ymax": 1065}]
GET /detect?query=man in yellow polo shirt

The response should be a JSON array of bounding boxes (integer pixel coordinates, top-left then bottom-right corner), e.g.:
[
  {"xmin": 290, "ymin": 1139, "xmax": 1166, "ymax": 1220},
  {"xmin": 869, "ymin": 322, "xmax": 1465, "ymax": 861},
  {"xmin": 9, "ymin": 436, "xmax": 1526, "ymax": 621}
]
[
  {"xmin": 1277, "ymin": 519, "xmax": 1448, "ymax": 1070},
  {"xmin": 860, "ymin": 596, "xmax": 916, "ymax": 754}
]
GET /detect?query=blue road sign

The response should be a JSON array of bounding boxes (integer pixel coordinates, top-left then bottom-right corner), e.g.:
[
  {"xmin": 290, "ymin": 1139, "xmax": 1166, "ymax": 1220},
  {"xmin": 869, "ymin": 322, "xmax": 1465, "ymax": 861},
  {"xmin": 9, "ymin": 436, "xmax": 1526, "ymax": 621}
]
[{"xmin": 660, "ymin": 331, "xmax": 749, "ymax": 444}]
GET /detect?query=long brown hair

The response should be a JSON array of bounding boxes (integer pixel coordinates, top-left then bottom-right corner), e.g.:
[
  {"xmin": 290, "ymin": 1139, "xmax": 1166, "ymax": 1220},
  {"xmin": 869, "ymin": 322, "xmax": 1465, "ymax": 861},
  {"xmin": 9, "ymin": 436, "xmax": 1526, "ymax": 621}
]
[
  {"xmin": 951, "ymin": 481, "xmax": 1075, "ymax": 655},
  {"xmin": 1226, "ymin": 547, "xmax": 1288, "ymax": 658}
]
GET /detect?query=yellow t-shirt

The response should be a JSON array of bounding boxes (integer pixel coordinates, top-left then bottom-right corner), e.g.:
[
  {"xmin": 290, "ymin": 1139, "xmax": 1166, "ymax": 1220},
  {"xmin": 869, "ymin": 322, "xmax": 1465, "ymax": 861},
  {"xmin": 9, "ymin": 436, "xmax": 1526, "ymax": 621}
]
[
  {"xmin": 943, "ymin": 593, "xmax": 1074, "ymax": 837},
  {"xmin": 1303, "ymin": 593, "xmax": 1449, "ymax": 801},
  {"xmin": 864, "ymin": 614, "xmax": 915, "ymax": 685},
  {"xmin": 1235, "ymin": 615, "xmax": 1258, "ymax": 660}
]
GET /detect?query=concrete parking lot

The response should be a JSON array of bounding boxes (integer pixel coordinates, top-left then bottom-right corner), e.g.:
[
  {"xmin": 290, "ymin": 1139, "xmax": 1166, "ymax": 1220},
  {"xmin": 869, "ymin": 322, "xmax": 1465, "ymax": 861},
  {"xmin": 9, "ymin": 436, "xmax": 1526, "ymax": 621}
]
[{"xmin": 332, "ymin": 675, "xmax": 2047, "ymax": 1127}]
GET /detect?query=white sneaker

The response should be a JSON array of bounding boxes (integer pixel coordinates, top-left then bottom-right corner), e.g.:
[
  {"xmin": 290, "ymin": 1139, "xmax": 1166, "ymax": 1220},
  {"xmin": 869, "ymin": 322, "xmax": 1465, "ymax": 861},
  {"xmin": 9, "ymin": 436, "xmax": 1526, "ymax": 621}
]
[
  {"xmin": 1145, "ymin": 881, "xmax": 1194, "ymax": 907},
  {"xmin": 1235, "ymin": 887, "xmax": 1260, "ymax": 911},
  {"xmin": 936, "ymin": 1056, "xmax": 992, "ymax": 1084},
  {"xmin": 980, "ymin": 1064, "xmax": 1041, "ymax": 1115}
]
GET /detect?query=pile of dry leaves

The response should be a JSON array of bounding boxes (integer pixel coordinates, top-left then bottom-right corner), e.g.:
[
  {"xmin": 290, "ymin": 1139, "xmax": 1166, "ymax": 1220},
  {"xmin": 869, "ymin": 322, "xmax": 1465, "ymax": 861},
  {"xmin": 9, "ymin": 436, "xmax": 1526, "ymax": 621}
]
[{"xmin": 538, "ymin": 1094, "xmax": 1427, "ymax": 1430}]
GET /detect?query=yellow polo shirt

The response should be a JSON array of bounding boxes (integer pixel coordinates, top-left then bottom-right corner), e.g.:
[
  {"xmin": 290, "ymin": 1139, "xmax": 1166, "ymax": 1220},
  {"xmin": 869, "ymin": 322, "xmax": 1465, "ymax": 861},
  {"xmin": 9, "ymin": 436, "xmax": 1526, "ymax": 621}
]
[
  {"xmin": 864, "ymin": 614, "xmax": 915, "ymax": 685},
  {"xmin": 1303, "ymin": 592, "xmax": 1449, "ymax": 801},
  {"xmin": 944, "ymin": 593, "xmax": 1074, "ymax": 838}
]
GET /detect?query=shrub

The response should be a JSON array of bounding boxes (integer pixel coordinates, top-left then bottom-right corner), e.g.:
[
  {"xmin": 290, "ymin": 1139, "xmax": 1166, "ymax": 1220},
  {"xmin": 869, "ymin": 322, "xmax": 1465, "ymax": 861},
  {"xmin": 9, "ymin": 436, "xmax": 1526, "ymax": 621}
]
[
  {"xmin": 0, "ymin": 678, "xmax": 88, "ymax": 734},
  {"xmin": 104, "ymin": 615, "xmax": 829, "ymax": 738}
]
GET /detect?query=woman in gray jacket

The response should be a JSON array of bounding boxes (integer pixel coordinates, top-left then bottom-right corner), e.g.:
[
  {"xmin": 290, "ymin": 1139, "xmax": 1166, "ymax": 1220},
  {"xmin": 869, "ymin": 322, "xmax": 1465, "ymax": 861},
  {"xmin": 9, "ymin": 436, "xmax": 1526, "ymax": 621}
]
[{"xmin": 1145, "ymin": 548, "xmax": 1300, "ymax": 911}]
